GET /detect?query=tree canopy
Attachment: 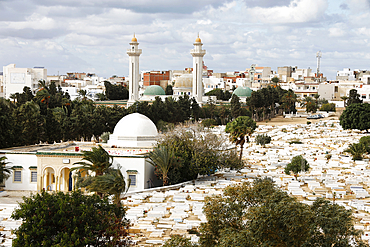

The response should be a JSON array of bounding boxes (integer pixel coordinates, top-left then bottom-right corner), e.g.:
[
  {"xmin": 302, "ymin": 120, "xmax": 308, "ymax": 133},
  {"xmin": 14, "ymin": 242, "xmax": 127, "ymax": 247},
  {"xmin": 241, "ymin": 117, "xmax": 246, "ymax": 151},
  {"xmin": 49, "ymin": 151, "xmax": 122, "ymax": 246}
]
[
  {"xmin": 285, "ymin": 155, "xmax": 310, "ymax": 178},
  {"xmin": 225, "ymin": 116, "xmax": 257, "ymax": 160},
  {"xmin": 157, "ymin": 124, "xmax": 243, "ymax": 185},
  {"xmin": 340, "ymin": 103, "xmax": 370, "ymax": 131},
  {"xmin": 11, "ymin": 190, "xmax": 130, "ymax": 246},
  {"xmin": 199, "ymin": 178, "xmax": 368, "ymax": 247}
]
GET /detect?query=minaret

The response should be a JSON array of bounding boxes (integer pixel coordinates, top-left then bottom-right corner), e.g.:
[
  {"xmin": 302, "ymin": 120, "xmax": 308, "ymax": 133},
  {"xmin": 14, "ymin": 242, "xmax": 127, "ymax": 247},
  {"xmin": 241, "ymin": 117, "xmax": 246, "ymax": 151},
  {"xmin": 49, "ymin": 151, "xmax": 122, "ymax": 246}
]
[
  {"xmin": 190, "ymin": 34, "xmax": 206, "ymax": 104},
  {"xmin": 127, "ymin": 34, "xmax": 142, "ymax": 106}
]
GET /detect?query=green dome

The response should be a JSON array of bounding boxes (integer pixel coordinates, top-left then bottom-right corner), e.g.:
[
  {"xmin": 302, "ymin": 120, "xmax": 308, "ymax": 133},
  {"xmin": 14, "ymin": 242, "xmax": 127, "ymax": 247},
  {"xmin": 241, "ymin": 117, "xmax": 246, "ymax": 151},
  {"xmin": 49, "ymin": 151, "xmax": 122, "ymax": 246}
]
[
  {"xmin": 143, "ymin": 85, "xmax": 165, "ymax": 96},
  {"xmin": 233, "ymin": 87, "xmax": 252, "ymax": 97}
]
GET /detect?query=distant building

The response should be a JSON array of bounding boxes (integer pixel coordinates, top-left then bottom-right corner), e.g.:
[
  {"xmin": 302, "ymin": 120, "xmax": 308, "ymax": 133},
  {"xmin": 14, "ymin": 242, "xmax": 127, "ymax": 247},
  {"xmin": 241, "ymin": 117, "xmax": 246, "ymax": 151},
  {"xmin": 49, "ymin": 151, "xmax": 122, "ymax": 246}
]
[
  {"xmin": 142, "ymin": 71, "xmax": 171, "ymax": 89},
  {"xmin": 336, "ymin": 68, "xmax": 356, "ymax": 81},
  {"xmin": 2, "ymin": 64, "xmax": 47, "ymax": 99}
]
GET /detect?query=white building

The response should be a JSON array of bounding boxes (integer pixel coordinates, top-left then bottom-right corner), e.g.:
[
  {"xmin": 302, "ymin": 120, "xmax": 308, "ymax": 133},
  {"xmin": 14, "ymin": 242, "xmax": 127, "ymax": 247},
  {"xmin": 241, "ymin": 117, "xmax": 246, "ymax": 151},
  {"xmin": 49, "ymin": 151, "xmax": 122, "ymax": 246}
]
[
  {"xmin": 336, "ymin": 68, "xmax": 356, "ymax": 81},
  {"xmin": 2, "ymin": 64, "xmax": 47, "ymax": 99},
  {"xmin": 292, "ymin": 68, "xmax": 314, "ymax": 81},
  {"xmin": 203, "ymin": 77, "xmax": 225, "ymax": 93},
  {"xmin": 1, "ymin": 113, "xmax": 160, "ymax": 193}
]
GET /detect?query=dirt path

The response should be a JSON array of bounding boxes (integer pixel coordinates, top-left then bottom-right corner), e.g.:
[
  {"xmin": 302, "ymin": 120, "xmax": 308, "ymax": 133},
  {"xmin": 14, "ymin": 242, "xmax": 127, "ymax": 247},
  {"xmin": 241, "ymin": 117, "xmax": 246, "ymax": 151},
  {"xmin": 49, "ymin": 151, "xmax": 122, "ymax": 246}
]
[{"xmin": 257, "ymin": 114, "xmax": 340, "ymax": 126}]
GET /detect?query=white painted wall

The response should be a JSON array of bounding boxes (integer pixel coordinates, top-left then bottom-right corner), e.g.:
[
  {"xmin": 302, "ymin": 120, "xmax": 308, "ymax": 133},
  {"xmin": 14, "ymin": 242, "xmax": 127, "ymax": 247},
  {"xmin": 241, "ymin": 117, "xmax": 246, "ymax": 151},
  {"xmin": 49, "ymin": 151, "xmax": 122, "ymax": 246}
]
[
  {"xmin": 3, "ymin": 153, "xmax": 38, "ymax": 190},
  {"xmin": 113, "ymin": 156, "xmax": 160, "ymax": 192}
]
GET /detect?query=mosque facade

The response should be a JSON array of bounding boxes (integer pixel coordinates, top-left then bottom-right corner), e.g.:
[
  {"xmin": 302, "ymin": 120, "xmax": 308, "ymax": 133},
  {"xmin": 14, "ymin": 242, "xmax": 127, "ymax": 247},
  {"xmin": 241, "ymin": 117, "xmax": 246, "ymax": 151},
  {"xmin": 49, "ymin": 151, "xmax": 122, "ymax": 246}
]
[{"xmin": 1, "ymin": 113, "xmax": 160, "ymax": 193}]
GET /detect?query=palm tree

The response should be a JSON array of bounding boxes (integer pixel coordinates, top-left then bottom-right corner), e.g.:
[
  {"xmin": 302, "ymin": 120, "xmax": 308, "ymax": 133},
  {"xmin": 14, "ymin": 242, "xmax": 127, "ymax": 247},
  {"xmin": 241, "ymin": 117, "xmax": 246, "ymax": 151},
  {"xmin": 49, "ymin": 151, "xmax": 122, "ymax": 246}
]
[
  {"xmin": 281, "ymin": 90, "xmax": 297, "ymax": 114},
  {"xmin": 345, "ymin": 143, "xmax": 366, "ymax": 161},
  {"xmin": 341, "ymin": 96, "xmax": 348, "ymax": 108},
  {"xmin": 78, "ymin": 90, "xmax": 87, "ymax": 100},
  {"xmin": 72, "ymin": 145, "xmax": 113, "ymax": 176},
  {"xmin": 72, "ymin": 145, "xmax": 113, "ymax": 196},
  {"xmin": 225, "ymin": 116, "xmax": 257, "ymax": 160},
  {"xmin": 0, "ymin": 156, "xmax": 12, "ymax": 186},
  {"xmin": 147, "ymin": 145, "xmax": 175, "ymax": 186},
  {"xmin": 88, "ymin": 167, "xmax": 130, "ymax": 206}
]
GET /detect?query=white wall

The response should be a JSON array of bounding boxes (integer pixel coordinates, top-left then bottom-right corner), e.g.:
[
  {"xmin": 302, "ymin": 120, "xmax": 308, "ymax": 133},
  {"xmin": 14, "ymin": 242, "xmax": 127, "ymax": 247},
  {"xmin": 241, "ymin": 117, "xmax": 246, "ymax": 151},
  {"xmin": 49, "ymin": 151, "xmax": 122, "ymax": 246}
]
[
  {"xmin": 3, "ymin": 64, "xmax": 47, "ymax": 98},
  {"xmin": 113, "ymin": 156, "xmax": 159, "ymax": 192},
  {"xmin": 4, "ymin": 153, "xmax": 38, "ymax": 190}
]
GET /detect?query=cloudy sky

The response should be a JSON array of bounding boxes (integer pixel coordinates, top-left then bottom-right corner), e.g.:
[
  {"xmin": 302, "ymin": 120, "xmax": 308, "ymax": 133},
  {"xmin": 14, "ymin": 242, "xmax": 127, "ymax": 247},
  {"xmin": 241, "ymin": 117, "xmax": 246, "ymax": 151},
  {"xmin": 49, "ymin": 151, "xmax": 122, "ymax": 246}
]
[{"xmin": 0, "ymin": 0, "xmax": 369, "ymax": 80}]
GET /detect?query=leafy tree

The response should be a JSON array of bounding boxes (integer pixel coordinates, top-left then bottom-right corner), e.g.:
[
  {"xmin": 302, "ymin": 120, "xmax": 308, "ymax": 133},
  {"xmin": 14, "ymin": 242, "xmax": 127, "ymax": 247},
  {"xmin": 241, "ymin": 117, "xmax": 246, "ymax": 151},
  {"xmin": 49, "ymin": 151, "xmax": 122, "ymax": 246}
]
[
  {"xmin": 340, "ymin": 103, "xmax": 370, "ymax": 131},
  {"xmin": 163, "ymin": 235, "xmax": 197, "ymax": 247},
  {"xmin": 148, "ymin": 145, "xmax": 176, "ymax": 186},
  {"xmin": 320, "ymin": 103, "xmax": 336, "ymax": 112},
  {"xmin": 345, "ymin": 143, "xmax": 366, "ymax": 160},
  {"xmin": 17, "ymin": 101, "xmax": 43, "ymax": 146},
  {"xmin": 165, "ymin": 84, "xmax": 173, "ymax": 95},
  {"xmin": 360, "ymin": 136, "xmax": 370, "ymax": 153},
  {"xmin": 285, "ymin": 155, "xmax": 310, "ymax": 178},
  {"xmin": 255, "ymin": 134, "xmax": 271, "ymax": 147},
  {"xmin": 202, "ymin": 118, "xmax": 217, "ymax": 127},
  {"xmin": 190, "ymin": 98, "xmax": 201, "ymax": 121},
  {"xmin": 230, "ymin": 94, "xmax": 241, "ymax": 119},
  {"xmin": 225, "ymin": 116, "xmax": 257, "ymax": 160},
  {"xmin": 347, "ymin": 89, "xmax": 363, "ymax": 106},
  {"xmin": 281, "ymin": 89, "xmax": 297, "ymax": 114},
  {"xmin": 305, "ymin": 198, "xmax": 367, "ymax": 247},
  {"xmin": 0, "ymin": 156, "xmax": 12, "ymax": 186},
  {"xmin": 205, "ymin": 88, "xmax": 232, "ymax": 101},
  {"xmin": 104, "ymin": 81, "xmax": 128, "ymax": 100},
  {"xmin": 11, "ymin": 190, "xmax": 130, "ymax": 246},
  {"xmin": 96, "ymin": 93, "xmax": 107, "ymax": 101},
  {"xmin": 159, "ymin": 124, "xmax": 243, "ymax": 184},
  {"xmin": 78, "ymin": 89, "xmax": 87, "ymax": 100},
  {"xmin": 271, "ymin": 76, "xmax": 279, "ymax": 84},
  {"xmin": 0, "ymin": 99, "xmax": 16, "ymax": 148},
  {"xmin": 200, "ymin": 178, "xmax": 368, "ymax": 247}
]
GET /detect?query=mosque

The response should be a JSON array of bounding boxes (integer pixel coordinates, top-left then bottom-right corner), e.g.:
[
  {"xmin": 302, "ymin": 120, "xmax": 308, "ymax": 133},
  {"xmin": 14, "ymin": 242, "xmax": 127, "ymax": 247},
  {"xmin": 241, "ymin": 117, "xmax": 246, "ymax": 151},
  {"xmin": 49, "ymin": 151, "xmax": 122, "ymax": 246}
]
[
  {"xmin": 1, "ymin": 35, "xmax": 210, "ymax": 193},
  {"xmin": 1, "ymin": 113, "xmax": 161, "ymax": 193},
  {"xmin": 127, "ymin": 34, "xmax": 207, "ymax": 106},
  {"xmin": 0, "ymin": 35, "xmax": 251, "ymax": 193}
]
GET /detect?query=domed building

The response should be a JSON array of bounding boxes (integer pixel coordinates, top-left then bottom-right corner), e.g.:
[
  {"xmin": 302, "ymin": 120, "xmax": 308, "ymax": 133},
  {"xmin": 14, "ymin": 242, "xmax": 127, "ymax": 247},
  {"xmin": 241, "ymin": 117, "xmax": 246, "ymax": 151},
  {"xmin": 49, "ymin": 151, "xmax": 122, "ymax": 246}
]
[
  {"xmin": 173, "ymin": 74, "xmax": 193, "ymax": 96},
  {"xmin": 233, "ymin": 87, "xmax": 253, "ymax": 98},
  {"xmin": 143, "ymin": 85, "xmax": 165, "ymax": 96},
  {"xmin": 108, "ymin": 113, "xmax": 158, "ymax": 147}
]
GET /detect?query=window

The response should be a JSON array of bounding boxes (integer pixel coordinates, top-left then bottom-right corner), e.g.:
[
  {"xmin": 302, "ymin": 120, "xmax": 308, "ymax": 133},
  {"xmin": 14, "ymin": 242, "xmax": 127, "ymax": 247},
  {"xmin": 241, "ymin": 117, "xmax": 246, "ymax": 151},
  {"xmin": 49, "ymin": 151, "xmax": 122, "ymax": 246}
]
[
  {"xmin": 31, "ymin": 171, "xmax": 37, "ymax": 183},
  {"xmin": 129, "ymin": 175, "xmax": 136, "ymax": 186},
  {"xmin": 362, "ymin": 95, "xmax": 366, "ymax": 99},
  {"xmin": 14, "ymin": 171, "xmax": 22, "ymax": 182}
]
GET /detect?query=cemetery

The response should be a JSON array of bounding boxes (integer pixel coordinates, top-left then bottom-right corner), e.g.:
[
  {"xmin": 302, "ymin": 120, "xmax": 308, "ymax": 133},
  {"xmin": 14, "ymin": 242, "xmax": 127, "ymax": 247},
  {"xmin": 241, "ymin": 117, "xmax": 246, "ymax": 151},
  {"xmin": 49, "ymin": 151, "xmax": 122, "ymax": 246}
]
[{"xmin": 2, "ymin": 118, "xmax": 370, "ymax": 245}]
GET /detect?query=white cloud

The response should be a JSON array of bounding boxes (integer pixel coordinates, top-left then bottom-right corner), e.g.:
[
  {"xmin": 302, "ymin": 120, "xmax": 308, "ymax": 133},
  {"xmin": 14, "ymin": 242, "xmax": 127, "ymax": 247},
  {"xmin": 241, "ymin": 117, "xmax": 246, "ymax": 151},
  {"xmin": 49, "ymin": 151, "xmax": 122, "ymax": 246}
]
[
  {"xmin": 247, "ymin": 0, "xmax": 328, "ymax": 24},
  {"xmin": 328, "ymin": 27, "xmax": 345, "ymax": 37},
  {"xmin": 0, "ymin": 0, "xmax": 368, "ymax": 80}
]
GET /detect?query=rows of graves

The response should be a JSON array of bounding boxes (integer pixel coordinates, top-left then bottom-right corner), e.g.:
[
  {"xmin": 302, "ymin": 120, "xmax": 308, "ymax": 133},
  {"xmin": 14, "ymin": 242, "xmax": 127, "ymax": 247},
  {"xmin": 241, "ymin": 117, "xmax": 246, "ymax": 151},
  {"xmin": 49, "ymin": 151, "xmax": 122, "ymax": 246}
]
[{"xmin": 2, "ymin": 119, "xmax": 370, "ymax": 246}]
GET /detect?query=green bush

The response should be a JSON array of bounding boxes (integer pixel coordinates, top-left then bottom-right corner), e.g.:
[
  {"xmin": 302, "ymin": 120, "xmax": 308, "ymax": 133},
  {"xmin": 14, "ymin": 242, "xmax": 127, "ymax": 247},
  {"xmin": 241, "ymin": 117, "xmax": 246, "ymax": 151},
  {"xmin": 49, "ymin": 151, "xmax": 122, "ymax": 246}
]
[
  {"xmin": 255, "ymin": 134, "xmax": 272, "ymax": 147},
  {"xmin": 320, "ymin": 103, "xmax": 336, "ymax": 112}
]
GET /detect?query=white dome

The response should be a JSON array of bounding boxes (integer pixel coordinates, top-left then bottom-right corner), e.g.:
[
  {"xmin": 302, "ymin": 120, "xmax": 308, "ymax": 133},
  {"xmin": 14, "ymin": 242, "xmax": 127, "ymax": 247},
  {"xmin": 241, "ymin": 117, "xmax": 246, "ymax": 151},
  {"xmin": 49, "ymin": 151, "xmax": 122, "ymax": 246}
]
[{"xmin": 108, "ymin": 113, "xmax": 158, "ymax": 147}]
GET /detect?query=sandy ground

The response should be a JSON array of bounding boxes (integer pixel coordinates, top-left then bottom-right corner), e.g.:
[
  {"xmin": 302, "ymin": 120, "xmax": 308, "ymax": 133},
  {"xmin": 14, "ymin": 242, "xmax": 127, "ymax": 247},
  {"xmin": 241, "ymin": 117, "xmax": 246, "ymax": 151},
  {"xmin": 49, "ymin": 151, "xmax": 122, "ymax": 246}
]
[{"xmin": 257, "ymin": 114, "xmax": 340, "ymax": 126}]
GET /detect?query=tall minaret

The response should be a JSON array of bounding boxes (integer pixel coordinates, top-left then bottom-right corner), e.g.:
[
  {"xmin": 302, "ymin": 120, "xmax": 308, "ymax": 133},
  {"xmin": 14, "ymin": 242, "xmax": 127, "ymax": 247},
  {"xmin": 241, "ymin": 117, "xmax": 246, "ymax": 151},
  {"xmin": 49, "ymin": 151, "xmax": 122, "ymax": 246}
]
[
  {"xmin": 190, "ymin": 34, "xmax": 206, "ymax": 104},
  {"xmin": 127, "ymin": 34, "xmax": 142, "ymax": 106}
]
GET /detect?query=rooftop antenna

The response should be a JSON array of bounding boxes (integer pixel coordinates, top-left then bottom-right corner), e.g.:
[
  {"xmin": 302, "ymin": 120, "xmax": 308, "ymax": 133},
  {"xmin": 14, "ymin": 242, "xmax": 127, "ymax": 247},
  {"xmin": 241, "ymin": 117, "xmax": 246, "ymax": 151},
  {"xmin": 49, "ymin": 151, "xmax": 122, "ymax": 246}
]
[{"xmin": 316, "ymin": 51, "xmax": 322, "ymax": 76}]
